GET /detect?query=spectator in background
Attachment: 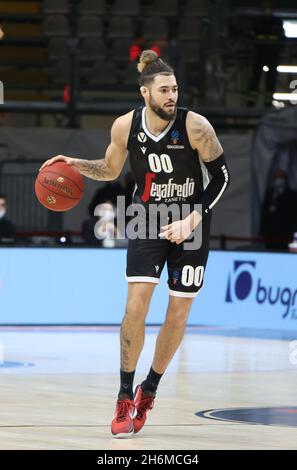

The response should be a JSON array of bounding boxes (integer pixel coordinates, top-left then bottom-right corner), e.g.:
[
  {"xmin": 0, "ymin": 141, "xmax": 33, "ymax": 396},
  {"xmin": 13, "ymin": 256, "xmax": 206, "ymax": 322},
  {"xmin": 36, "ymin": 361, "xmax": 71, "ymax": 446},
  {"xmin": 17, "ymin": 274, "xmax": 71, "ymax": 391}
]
[
  {"xmin": 0, "ymin": 193, "xmax": 16, "ymax": 240},
  {"xmin": 260, "ymin": 170, "xmax": 289, "ymax": 249},
  {"xmin": 260, "ymin": 143, "xmax": 297, "ymax": 250},
  {"xmin": 93, "ymin": 201, "xmax": 123, "ymax": 247},
  {"xmin": 88, "ymin": 181, "xmax": 124, "ymax": 215},
  {"xmin": 82, "ymin": 181, "xmax": 126, "ymax": 246},
  {"xmin": 82, "ymin": 173, "xmax": 136, "ymax": 245}
]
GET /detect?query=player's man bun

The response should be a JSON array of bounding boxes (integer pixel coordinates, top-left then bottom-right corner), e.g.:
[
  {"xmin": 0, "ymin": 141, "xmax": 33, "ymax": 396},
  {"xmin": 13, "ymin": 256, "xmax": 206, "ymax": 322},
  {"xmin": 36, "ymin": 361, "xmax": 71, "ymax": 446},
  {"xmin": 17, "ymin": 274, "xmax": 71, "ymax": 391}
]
[
  {"xmin": 137, "ymin": 50, "xmax": 159, "ymax": 73},
  {"xmin": 137, "ymin": 49, "xmax": 174, "ymax": 86}
]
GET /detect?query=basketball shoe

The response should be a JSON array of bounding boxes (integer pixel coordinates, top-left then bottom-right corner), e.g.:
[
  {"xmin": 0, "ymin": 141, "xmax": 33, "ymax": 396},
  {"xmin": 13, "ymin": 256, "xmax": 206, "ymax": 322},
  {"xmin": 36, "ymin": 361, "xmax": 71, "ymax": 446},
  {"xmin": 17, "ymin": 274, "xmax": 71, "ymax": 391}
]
[
  {"xmin": 133, "ymin": 384, "xmax": 155, "ymax": 434},
  {"xmin": 111, "ymin": 396, "xmax": 137, "ymax": 438}
]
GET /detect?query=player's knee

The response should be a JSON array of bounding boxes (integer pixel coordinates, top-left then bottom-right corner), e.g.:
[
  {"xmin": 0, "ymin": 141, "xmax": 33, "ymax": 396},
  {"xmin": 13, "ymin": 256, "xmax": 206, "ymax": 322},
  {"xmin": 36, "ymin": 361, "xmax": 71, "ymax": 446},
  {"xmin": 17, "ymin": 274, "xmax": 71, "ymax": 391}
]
[
  {"xmin": 125, "ymin": 297, "xmax": 149, "ymax": 320},
  {"xmin": 165, "ymin": 306, "xmax": 190, "ymax": 328}
]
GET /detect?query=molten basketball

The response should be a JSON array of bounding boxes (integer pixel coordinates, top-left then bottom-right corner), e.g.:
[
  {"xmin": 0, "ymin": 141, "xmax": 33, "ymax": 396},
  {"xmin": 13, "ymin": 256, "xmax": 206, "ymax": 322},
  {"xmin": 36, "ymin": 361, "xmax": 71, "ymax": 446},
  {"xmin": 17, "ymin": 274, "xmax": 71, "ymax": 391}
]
[{"xmin": 35, "ymin": 161, "xmax": 84, "ymax": 211}]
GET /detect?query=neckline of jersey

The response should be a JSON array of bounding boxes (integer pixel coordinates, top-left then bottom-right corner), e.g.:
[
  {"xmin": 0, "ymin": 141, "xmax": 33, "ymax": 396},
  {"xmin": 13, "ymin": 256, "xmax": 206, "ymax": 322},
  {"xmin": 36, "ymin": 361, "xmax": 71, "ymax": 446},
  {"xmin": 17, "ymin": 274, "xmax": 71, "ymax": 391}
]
[{"xmin": 142, "ymin": 106, "xmax": 176, "ymax": 142}]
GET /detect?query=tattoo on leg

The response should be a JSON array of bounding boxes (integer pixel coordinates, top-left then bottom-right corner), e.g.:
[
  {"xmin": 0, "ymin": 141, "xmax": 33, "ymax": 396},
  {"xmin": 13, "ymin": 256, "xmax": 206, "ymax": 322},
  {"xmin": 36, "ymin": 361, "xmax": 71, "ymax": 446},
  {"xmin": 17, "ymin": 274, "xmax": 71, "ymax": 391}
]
[{"xmin": 120, "ymin": 310, "xmax": 131, "ymax": 371}]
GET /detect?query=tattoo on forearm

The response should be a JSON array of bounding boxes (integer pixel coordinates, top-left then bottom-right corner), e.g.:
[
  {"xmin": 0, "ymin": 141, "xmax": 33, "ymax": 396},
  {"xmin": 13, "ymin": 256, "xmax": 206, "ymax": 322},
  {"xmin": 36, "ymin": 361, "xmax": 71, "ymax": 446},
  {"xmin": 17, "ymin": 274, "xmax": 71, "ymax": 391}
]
[
  {"xmin": 76, "ymin": 159, "xmax": 111, "ymax": 181},
  {"xmin": 191, "ymin": 120, "xmax": 223, "ymax": 162}
]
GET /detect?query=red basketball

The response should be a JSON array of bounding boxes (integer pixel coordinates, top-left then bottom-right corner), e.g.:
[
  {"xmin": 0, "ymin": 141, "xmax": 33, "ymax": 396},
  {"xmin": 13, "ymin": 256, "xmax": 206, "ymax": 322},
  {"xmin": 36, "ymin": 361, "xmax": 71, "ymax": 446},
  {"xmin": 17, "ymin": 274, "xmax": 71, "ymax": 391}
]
[{"xmin": 35, "ymin": 161, "xmax": 84, "ymax": 211}]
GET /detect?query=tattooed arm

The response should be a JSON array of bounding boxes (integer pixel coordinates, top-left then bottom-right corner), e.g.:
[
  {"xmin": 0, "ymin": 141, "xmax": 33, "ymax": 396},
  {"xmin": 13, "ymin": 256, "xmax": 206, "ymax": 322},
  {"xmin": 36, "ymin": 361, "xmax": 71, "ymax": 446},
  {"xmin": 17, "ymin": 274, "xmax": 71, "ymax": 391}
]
[
  {"xmin": 40, "ymin": 111, "xmax": 133, "ymax": 181},
  {"xmin": 159, "ymin": 113, "xmax": 230, "ymax": 244},
  {"xmin": 186, "ymin": 112, "xmax": 229, "ymax": 225},
  {"xmin": 187, "ymin": 111, "xmax": 223, "ymax": 162}
]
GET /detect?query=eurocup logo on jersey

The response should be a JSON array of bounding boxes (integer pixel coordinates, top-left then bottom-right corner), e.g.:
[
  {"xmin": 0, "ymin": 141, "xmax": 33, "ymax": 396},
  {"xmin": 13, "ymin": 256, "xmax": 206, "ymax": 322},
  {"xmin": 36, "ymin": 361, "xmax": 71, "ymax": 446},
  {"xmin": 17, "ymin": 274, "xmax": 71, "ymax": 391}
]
[
  {"xmin": 226, "ymin": 260, "xmax": 297, "ymax": 319},
  {"xmin": 167, "ymin": 130, "xmax": 184, "ymax": 150},
  {"xmin": 225, "ymin": 261, "xmax": 255, "ymax": 303},
  {"xmin": 171, "ymin": 129, "xmax": 179, "ymax": 144}
]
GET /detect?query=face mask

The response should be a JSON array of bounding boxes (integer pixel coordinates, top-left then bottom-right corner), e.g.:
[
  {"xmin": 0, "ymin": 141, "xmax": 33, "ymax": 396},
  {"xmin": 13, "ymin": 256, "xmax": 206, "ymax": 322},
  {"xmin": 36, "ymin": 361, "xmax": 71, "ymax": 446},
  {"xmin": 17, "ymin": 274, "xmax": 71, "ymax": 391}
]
[
  {"xmin": 273, "ymin": 177, "xmax": 286, "ymax": 189},
  {"xmin": 0, "ymin": 208, "xmax": 6, "ymax": 219}
]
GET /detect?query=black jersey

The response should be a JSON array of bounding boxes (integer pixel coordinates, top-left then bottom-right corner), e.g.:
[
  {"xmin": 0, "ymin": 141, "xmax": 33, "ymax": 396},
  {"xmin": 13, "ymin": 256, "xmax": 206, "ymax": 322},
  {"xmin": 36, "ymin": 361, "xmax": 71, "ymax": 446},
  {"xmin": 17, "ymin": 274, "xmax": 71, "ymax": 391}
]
[{"xmin": 127, "ymin": 106, "xmax": 209, "ymax": 210}]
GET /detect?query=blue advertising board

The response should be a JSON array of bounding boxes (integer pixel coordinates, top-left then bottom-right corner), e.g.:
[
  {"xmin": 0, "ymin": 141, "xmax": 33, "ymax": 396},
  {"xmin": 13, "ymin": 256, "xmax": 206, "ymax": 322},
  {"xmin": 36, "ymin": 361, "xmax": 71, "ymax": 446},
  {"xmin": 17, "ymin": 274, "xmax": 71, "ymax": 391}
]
[{"xmin": 0, "ymin": 248, "xmax": 296, "ymax": 329}]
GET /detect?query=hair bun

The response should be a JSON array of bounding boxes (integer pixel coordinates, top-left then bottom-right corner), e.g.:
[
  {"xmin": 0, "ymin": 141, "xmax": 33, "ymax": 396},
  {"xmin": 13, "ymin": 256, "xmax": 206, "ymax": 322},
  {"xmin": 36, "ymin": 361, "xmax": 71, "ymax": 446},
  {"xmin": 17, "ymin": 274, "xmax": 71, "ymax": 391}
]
[{"xmin": 137, "ymin": 49, "xmax": 159, "ymax": 73}]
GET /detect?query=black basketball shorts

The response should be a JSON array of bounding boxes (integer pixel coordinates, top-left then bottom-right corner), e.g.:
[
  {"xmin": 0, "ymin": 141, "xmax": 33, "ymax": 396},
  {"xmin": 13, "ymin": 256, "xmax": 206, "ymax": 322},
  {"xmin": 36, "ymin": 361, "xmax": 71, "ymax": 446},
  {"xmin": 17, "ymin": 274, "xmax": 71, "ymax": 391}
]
[{"xmin": 126, "ymin": 214, "xmax": 211, "ymax": 298}]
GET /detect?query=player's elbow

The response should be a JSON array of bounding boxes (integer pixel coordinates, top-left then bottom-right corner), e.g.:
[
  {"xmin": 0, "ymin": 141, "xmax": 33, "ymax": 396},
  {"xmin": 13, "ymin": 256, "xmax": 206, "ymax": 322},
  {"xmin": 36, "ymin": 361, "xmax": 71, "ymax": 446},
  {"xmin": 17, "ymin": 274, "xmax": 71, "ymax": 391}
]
[
  {"xmin": 103, "ymin": 161, "xmax": 121, "ymax": 181},
  {"xmin": 108, "ymin": 168, "xmax": 121, "ymax": 181},
  {"xmin": 105, "ymin": 173, "xmax": 117, "ymax": 181}
]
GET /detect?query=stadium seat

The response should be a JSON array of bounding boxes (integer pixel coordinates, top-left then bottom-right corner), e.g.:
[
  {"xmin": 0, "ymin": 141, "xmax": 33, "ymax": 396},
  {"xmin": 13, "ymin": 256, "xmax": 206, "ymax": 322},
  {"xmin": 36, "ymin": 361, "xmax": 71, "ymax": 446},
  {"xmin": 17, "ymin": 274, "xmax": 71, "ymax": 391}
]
[
  {"xmin": 123, "ymin": 62, "xmax": 139, "ymax": 85},
  {"xmin": 149, "ymin": 0, "xmax": 178, "ymax": 17},
  {"xmin": 43, "ymin": 15, "xmax": 70, "ymax": 36},
  {"xmin": 50, "ymin": 60, "xmax": 71, "ymax": 84},
  {"xmin": 111, "ymin": 0, "xmax": 139, "ymax": 16},
  {"xmin": 42, "ymin": 0, "xmax": 70, "ymax": 15},
  {"xmin": 48, "ymin": 37, "xmax": 70, "ymax": 60},
  {"xmin": 78, "ymin": 0, "xmax": 106, "ymax": 15},
  {"xmin": 178, "ymin": 18, "xmax": 201, "ymax": 41},
  {"xmin": 109, "ymin": 39, "xmax": 134, "ymax": 62},
  {"xmin": 142, "ymin": 17, "xmax": 168, "ymax": 39},
  {"xmin": 183, "ymin": 0, "xmax": 208, "ymax": 17},
  {"xmin": 179, "ymin": 40, "xmax": 200, "ymax": 63},
  {"xmin": 77, "ymin": 16, "xmax": 103, "ymax": 37},
  {"xmin": 107, "ymin": 17, "xmax": 134, "ymax": 39},
  {"xmin": 0, "ymin": 1, "xmax": 39, "ymax": 16},
  {"xmin": 78, "ymin": 38, "xmax": 106, "ymax": 61},
  {"xmin": 88, "ymin": 61, "xmax": 118, "ymax": 85}
]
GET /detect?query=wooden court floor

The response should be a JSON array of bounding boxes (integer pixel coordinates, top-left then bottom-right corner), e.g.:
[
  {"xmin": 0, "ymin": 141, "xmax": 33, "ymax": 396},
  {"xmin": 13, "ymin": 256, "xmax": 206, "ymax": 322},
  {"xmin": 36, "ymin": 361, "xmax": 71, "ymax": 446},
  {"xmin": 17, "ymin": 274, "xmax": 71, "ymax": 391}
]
[{"xmin": 0, "ymin": 326, "xmax": 296, "ymax": 450}]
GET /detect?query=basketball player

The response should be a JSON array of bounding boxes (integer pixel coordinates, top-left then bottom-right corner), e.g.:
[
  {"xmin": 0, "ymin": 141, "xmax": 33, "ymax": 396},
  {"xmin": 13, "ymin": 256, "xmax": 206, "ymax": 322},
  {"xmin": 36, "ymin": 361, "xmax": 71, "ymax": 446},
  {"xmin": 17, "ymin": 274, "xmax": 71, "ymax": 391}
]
[{"xmin": 40, "ymin": 50, "xmax": 230, "ymax": 438}]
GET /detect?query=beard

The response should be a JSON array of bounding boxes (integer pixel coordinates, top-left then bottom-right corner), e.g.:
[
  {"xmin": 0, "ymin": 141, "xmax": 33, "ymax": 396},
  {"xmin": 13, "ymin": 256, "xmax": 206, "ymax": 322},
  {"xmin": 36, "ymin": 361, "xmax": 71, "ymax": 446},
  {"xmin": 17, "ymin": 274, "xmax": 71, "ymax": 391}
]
[{"xmin": 148, "ymin": 94, "xmax": 177, "ymax": 121}]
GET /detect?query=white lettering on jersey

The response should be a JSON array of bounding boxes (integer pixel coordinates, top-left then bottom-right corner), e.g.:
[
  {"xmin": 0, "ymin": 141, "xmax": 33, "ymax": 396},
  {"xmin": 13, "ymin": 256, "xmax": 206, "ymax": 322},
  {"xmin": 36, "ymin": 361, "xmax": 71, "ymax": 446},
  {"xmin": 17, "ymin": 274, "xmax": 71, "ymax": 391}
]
[
  {"xmin": 150, "ymin": 178, "xmax": 195, "ymax": 202},
  {"xmin": 148, "ymin": 153, "xmax": 173, "ymax": 173},
  {"xmin": 181, "ymin": 266, "xmax": 204, "ymax": 287}
]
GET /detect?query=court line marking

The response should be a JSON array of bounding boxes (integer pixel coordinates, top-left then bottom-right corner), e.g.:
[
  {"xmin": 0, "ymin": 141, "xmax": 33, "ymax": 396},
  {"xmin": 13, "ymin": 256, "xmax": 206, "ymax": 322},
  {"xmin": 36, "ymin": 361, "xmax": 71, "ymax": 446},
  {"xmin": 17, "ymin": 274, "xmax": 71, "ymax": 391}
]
[
  {"xmin": 0, "ymin": 423, "xmax": 266, "ymax": 428},
  {"xmin": 197, "ymin": 408, "xmax": 297, "ymax": 428}
]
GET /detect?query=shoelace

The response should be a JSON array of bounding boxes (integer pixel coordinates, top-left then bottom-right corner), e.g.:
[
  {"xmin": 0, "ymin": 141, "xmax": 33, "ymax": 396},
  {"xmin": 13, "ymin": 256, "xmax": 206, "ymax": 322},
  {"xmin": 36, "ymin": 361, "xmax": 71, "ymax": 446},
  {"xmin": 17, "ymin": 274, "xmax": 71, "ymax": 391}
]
[
  {"xmin": 136, "ymin": 396, "xmax": 154, "ymax": 419},
  {"xmin": 116, "ymin": 401, "xmax": 132, "ymax": 423}
]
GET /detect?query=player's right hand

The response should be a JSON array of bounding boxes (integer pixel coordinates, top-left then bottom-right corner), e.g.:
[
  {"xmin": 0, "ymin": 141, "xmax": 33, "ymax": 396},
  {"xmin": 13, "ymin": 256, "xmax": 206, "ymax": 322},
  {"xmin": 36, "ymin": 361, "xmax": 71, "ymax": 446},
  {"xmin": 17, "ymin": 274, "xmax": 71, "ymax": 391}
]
[{"xmin": 39, "ymin": 155, "xmax": 75, "ymax": 171}]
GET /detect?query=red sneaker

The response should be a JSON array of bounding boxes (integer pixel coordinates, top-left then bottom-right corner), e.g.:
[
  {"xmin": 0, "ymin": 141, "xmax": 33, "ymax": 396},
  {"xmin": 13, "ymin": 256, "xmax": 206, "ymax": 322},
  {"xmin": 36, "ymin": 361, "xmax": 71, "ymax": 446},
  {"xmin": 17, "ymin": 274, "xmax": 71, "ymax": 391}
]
[
  {"xmin": 111, "ymin": 397, "xmax": 136, "ymax": 438},
  {"xmin": 133, "ymin": 385, "xmax": 155, "ymax": 434}
]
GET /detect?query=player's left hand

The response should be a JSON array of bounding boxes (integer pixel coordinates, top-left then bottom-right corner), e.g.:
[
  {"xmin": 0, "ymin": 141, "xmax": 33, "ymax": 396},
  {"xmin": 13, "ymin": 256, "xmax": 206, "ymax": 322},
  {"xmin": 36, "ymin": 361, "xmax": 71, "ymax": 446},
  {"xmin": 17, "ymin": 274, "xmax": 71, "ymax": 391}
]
[{"xmin": 158, "ymin": 218, "xmax": 193, "ymax": 244}]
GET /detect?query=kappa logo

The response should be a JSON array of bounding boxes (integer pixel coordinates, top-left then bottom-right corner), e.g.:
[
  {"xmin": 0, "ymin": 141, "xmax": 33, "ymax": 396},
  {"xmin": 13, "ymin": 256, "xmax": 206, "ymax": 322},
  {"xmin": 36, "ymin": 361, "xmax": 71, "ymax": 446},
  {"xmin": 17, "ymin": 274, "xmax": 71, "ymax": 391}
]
[
  {"xmin": 137, "ymin": 132, "xmax": 147, "ymax": 143},
  {"xmin": 155, "ymin": 265, "xmax": 160, "ymax": 273},
  {"xmin": 140, "ymin": 146, "xmax": 147, "ymax": 155}
]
